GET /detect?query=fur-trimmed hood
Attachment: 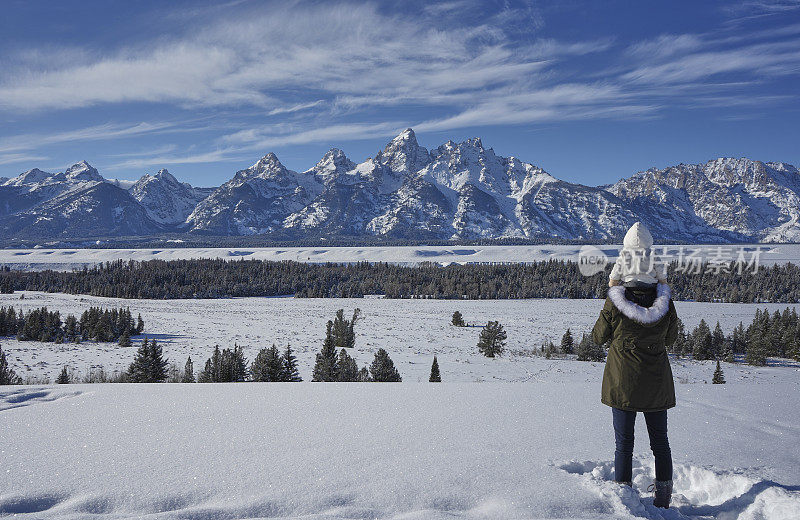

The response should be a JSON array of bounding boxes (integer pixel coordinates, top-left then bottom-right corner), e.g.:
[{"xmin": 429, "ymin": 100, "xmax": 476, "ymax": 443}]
[{"xmin": 608, "ymin": 284, "xmax": 671, "ymax": 325}]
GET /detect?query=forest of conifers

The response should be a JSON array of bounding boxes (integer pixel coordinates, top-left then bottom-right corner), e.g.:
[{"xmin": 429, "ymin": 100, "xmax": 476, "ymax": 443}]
[{"xmin": 1, "ymin": 259, "xmax": 798, "ymax": 302}]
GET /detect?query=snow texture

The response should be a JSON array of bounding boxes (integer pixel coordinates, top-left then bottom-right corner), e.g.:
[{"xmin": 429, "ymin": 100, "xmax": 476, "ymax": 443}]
[{"xmin": 1, "ymin": 377, "xmax": 798, "ymax": 519}]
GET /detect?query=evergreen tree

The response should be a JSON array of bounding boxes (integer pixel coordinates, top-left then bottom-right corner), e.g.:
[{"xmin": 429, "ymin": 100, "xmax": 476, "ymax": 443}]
[
  {"xmin": 0, "ymin": 344, "xmax": 22, "ymax": 385},
  {"xmin": 451, "ymin": 311, "xmax": 465, "ymax": 327},
  {"xmin": 712, "ymin": 321, "xmax": 725, "ymax": 358},
  {"xmin": 560, "ymin": 328, "xmax": 574, "ymax": 355},
  {"xmin": 576, "ymin": 333, "xmax": 606, "ymax": 362},
  {"xmin": 370, "ymin": 348, "xmax": 402, "ymax": 382},
  {"xmin": 723, "ymin": 345, "xmax": 736, "ymax": 363},
  {"xmin": 477, "ymin": 321, "xmax": 507, "ymax": 358},
  {"xmin": 312, "ymin": 321, "xmax": 339, "ymax": 381},
  {"xmin": 182, "ymin": 356, "xmax": 195, "ymax": 383},
  {"xmin": 251, "ymin": 345, "xmax": 284, "ymax": 382},
  {"xmin": 336, "ymin": 348, "xmax": 359, "ymax": 382},
  {"xmin": 127, "ymin": 338, "xmax": 168, "ymax": 382},
  {"xmin": 692, "ymin": 319, "xmax": 714, "ymax": 361},
  {"xmin": 127, "ymin": 338, "xmax": 151, "ymax": 382},
  {"xmin": 198, "ymin": 346, "xmax": 221, "ymax": 382},
  {"xmin": 282, "ymin": 345, "xmax": 302, "ymax": 382},
  {"xmin": 63, "ymin": 314, "xmax": 79, "ymax": 343},
  {"xmin": 545, "ymin": 341, "xmax": 557, "ymax": 359},
  {"xmin": 746, "ymin": 334, "xmax": 769, "ymax": 366},
  {"xmin": 429, "ymin": 355, "xmax": 441, "ymax": 382},
  {"xmin": 118, "ymin": 329, "xmax": 132, "ymax": 348},
  {"xmin": 136, "ymin": 314, "xmax": 145, "ymax": 334},
  {"xmin": 56, "ymin": 366, "xmax": 70, "ymax": 384},
  {"xmin": 147, "ymin": 339, "xmax": 169, "ymax": 382},
  {"xmin": 712, "ymin": 360, "xmax": 726, "ymax": 384},
  {"xmin": 357, "ymin": 366, "xmax": 371, "ymax": 382}
]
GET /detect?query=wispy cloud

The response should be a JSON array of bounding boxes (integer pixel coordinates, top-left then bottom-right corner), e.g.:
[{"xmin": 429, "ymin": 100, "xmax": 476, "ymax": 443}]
[
  {"xmin": 0, "ymin": 153, "xmax": 49, "ymax": 167},
  {"xmin": 106, "ymin": 149, "xmax": 252, "ymax": 170},
  {"xmin": 1, "ymin": 0, "xmax": 799, "ymax": 173},
  {"xmin": 0, "ymin": 122, "xmax": 179, "ymax": 154}
]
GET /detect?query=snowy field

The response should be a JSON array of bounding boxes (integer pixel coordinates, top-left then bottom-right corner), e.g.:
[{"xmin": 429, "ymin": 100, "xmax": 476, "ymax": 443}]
[
  {"xmin": 3, "ymin": 291, "xmax": 800, "ymax": 383},
  {"xmin": 0, "ymin": 243, "xmax": 796, "ymax": 271},
  {"xmin": 2, "ymin": 377, "xmax": 799, "ymax": 519},
  {"xmin": 2, "ymin": 292, "xmax": 800, "ymax": 519}
]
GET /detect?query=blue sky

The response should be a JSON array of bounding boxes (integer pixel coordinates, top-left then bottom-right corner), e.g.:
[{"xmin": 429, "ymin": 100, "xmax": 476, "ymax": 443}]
[{"xmin": 1, "ymin": 0, "xmax": 799, "ymax": 187}]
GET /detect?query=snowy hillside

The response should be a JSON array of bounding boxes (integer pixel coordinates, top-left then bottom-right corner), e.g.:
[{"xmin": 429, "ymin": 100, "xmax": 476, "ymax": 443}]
[
  {"xmin": 1, "ymin": 375, "xmax": 798, "ymax": 519},
  {"xmin": 2, "ymin": 131, "xmax": 800, "ymax": 241}
]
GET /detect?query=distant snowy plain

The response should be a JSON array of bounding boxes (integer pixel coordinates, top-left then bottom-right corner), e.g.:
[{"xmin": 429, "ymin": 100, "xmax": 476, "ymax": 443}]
[{"xmin": 0, "ymin": 243, "xmax": 797, "ymax": 271}]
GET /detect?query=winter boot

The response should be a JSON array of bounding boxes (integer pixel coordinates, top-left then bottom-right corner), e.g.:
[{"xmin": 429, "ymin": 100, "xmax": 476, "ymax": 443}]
[
  {"xmin": 648, "ymin": 480, "xmax": 672, "ymax": 508},
  {"xmin": 614, "ymin": 480, "xmax": 632, "ymax": 487}
]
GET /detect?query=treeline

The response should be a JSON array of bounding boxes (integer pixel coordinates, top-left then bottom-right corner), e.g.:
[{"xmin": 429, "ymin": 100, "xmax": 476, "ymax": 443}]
[
  {"xmin": 2, "ymin": 258, "xmax": 798, "ymax": 302},
  {"xmin": 0, "ymin": 305, "xmax": 144, "ymax": 343},
  {"xmin": 669, "ymin": 307, "xmax": 800, "ymax": 365}
]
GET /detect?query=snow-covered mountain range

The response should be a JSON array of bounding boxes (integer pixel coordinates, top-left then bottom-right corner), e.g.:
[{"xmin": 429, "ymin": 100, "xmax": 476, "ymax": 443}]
[{"xmin": 2, "ymin": 129, "xmax": 798, "ymax": 242}]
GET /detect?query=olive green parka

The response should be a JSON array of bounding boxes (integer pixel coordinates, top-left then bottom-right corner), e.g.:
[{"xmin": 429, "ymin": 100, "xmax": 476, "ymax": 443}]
[{"xmin": 592, "ymin": 283, "xmax": 678, "ymax": 412}]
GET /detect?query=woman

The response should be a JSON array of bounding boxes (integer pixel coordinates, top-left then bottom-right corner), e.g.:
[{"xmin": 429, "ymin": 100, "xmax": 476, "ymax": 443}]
[{"xmin": 592, "ymin": 223, "xmax": 678, "ymax": 509}]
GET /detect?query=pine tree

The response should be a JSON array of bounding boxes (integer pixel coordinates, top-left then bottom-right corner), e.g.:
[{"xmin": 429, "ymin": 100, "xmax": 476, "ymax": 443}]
[
  {"xmin": 136, "ymin": 313, "xmax": 145, "ymax": 334},
  {"xmin": 336, "ymin": 348, "xmax": 359, "ymax": 382},
  {"xmin": 282, "ymin": 345, "xmax": 302, "ymax": 382},
  {"xmin": 560, "ymin": 328, "xmax": 574, "ymax": 355},
  {"xmin": 127, "ymin": 338, "xmax": 168, "ymax": 382},
  {"xmin": 313, "ymin": 321, "xmax": 339, "ymax": 382},
  {"xmin": 692, "ymin": 319, "xmax": 714, "ymax": 361},
  {"xmin": 330, "ymin": 308, "xmax": 360, "ymax": 349},
  {"xmin": 198, "ymin": 346, "xmax": 221, "ymax": 382},
  {"xmin": 357, "ymin": 366, "xmax": 371, "ymax": 382},
  {"xmin": 429, "ymin": 355, "xmax": 441, "ymax": 382},
  {"xmin": 723, "ymin": 345, "xmax": 736, "ymax": 363},
  {"xmin": 451, "ymin": 311, "xmax": 465, "ymax": 327},
  {"xmin": 55, "ymin": 366, "xmax": 70, "ymax": 384},
  {"xmin": 182, "ymin": 356, "xmax": 195, "ymax": 383},
  {"xmin": 370, "ymin": 348, "xmax": 401, "ymax": 382},
  {"xmin": 712, "ymin": 321, "xmax": 725, "ymax": 358},
  {"xmin": 477, "ymin": 321, "xmax": 507, "ymax": 358},
  {"xmin": 118, "ymin": 329, "xmax": 132, "ymax": 348},
  {"xmin": 746, "ymin": 334, "xmax": 769, "ymax": 366},
  {"xmin": 147, "ymin": 339, "xmax": 169, "ymax": 382},
  {"xmin": 63, "ymin": 314, "xmax": 79, "ymax": 343},
  {"xmin": 127, "ymin": 338, "xmax": 151, "ymax": 382},
  {"xmin": 251, "ymin": 345, "xmax": 284, "ymax": 382},
  {"xmin": 576, "ymin": 333, "xmax": 606, "ymax": 361},
  {"xmin": 712, "ymin": 360, "xmax": 726, "ymax": 384}
]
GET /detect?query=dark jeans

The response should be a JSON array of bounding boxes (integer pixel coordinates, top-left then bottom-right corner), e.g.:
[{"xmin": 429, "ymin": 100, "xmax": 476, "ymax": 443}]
[{"xmin": 612, "ymin": 408, "xmax": 673, "ymax": 482}]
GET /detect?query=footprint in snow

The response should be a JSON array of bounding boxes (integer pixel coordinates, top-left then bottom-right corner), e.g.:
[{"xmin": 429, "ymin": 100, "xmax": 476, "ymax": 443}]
[{"xmin": 557, "ymin": 459, "xmax": 800, "ymax": 520}]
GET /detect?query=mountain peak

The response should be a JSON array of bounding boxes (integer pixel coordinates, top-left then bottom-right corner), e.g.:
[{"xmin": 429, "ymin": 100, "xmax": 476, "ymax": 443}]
[
  {"xmin": 154, "ymin": 168, "xmax": 179, "ymax": 184},
  {"xmin": 393, "ymin": 128, "xmax": 416, "ymax": 143},
  {"xmin": 3, "ymin": 167, "xmax": 53, "ymax": 186},
  {"xmin": 65, "ymin": 161, "xmax": 103, "ymax": 182},
  {"xmin": 379, "ymin": 128, "xmax": 429, "ymax": 174}
]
